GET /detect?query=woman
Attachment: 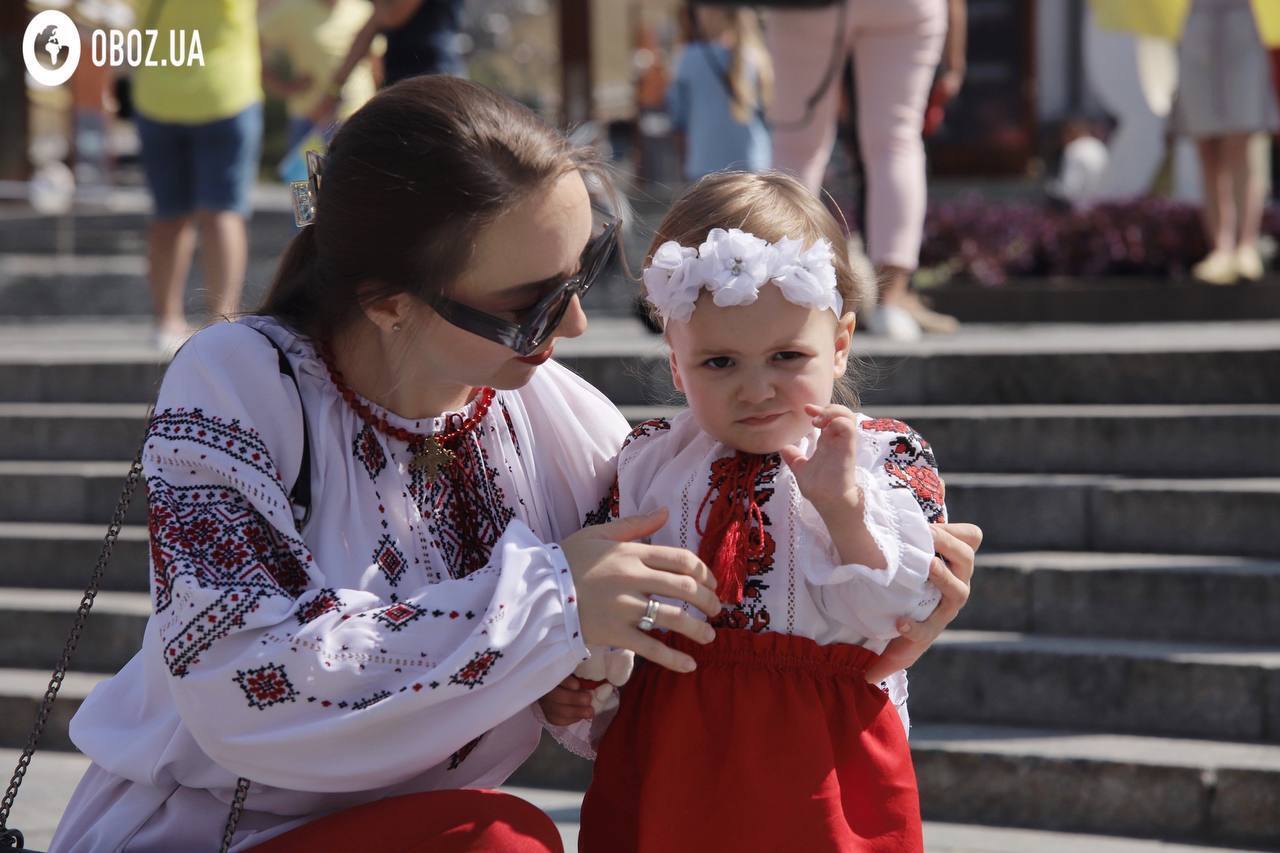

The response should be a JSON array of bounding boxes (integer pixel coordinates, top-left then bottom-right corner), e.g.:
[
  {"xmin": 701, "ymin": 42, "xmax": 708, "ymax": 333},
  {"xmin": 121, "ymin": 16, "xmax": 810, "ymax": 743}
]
[
  {"xmin": 49, "ymin": 76, "xmax": 980, "ymax": 851},
  {"xmin": 1174, "ymin": 0, "xmax": 1280, "ymax": 284},
  {"xmin": 667, "ymin": 3, "xmax": 773, "ymax": 180},
  {"xmin": 766, "ymin": 0, "xmax": 967, "ymax": 339}
]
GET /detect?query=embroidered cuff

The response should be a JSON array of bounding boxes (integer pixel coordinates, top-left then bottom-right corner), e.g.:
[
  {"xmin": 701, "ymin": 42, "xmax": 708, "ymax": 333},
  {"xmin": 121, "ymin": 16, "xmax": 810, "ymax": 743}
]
[{"xmin": 546, "ymin": 542, "xmax": 590, "ymax": 666}]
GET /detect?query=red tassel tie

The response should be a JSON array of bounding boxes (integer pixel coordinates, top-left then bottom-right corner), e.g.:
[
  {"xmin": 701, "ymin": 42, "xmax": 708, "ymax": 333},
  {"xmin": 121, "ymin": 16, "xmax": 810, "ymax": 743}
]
[{"xmin": 696, "ymin": 452, "xmax": 768, "ymax": 605}]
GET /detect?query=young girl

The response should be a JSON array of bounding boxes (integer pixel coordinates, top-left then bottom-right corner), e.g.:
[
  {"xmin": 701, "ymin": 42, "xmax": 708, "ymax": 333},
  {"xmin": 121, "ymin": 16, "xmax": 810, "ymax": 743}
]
[
  {"xmin": 543, "ymin": 171, "xmax": 946, "ymax": 852},
  {"xmin": 668, "ymin": 3, "xmax": 773, "ymax": 180}
]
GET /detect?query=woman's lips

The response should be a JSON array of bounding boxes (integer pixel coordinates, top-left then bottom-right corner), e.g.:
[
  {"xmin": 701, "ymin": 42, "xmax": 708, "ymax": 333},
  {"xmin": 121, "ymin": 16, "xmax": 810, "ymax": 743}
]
[
  {"xmin": 516, "ymin": 346, "xmax": 554, "ymax": 365},
  {"xmin": 737, "ymin": 412, "xmax": 785, "ymax": 426}
]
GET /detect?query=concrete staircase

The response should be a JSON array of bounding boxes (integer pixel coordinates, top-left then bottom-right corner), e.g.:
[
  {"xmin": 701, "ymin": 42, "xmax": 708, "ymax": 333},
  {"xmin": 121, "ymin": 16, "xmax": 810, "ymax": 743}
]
[{"xmin": 1, "ymin": 202, "xmax": 1279, "ymax": 850}]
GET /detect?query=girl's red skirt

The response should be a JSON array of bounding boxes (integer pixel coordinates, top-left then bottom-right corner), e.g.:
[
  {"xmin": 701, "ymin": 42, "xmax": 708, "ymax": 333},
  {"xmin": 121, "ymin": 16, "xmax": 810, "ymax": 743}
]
[{"xmin": 579, "ymin": 629, "xmax": 923, "ymax": 853}]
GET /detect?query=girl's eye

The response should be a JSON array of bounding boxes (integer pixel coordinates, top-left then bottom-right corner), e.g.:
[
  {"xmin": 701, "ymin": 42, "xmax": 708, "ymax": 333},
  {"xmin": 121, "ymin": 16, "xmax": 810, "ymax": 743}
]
[
  {"xmin": 773, "ymin": 351, "xmax": 807, "ymax": 362},
  {"xmin": 703, "ymin": 356, "xmax": 733, "ymax": 369}
]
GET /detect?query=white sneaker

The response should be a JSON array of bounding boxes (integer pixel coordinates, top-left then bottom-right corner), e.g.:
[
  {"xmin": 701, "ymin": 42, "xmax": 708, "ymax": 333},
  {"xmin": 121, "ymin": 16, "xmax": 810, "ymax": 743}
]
[
  {"xmin": 1192, "ymin": 250, "xmax": 1238, "ymax": 285},
  {"xmin": 863, "ymin": 304, "xmax": 923, "ymax": 341},
  {"xmin": 153, "ymin": 325, "xmax": 194, "ymax": 358},
  {"xmin": 1236, "ymin": 245, "xmax": 1264, "ymax": 281}
]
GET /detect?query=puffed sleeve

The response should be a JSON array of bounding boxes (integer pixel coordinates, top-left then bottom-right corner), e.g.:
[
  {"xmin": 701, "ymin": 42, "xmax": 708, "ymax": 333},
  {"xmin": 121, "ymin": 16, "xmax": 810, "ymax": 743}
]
[
  {"xmin": 141, "ymin": 324, "xmax": 590, "ymax": 792},
  {"xmin": 805, "ymin": 417, "xmax": 945, "ymax": 641}
]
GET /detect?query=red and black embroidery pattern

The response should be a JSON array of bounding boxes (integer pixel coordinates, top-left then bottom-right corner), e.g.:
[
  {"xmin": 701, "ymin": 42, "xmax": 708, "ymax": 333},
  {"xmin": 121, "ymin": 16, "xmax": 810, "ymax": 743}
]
[
  {"xmin": 149, "ymin": 408, "xmax": 284, "ymax": 490},
  {"xmin": 583, "ymin": 476, "xmax": 620, "ymax": 527},
  {"xmin": 499, "ymin": 401, "xmax": 521, "ymax": 457},
  {"xmin": 621, "ymin": 417, "xmax": 671, "ymax": 451},
  {"xmin": 374, "ymin": 601, "xmax": 427, "ymax": 632},
  {"xmin": 372, "ymin": 534, "xmax": 409, "ymax": 586},
  {"xmin": 296, "ymin": 588, "xmax": 341, "ymax": 625},
  {"xmin": 449, "ymin": 647, "xmax": 504, "ymax": 690},
  {"xmin": 353, "ymin": 424, "xmax": 387, "ymax": 481},
  {"xmin": 410, "ymin": 431, "xmax": 514, "ymax": 579},
  {"xmin": 234, "ymin": 662, "xmax": 299, "ymax": 710},
  {"xmin": 706, "ymin": 454, "xmax": 781, "ymax": 633},
  {"xmin": 861, "ymin": 418, "xmax": 945, "ymax": 522},
  {"xmin": 448, "ymin": 734, "xmax": 484, "ymax": 770},
  {"xmin": 149, "ymin": 478, "xmax": 313, "ymax": 676},
  {"xmin": 884, "ymin": 463, "xmax": 946, "ymax": 523}
]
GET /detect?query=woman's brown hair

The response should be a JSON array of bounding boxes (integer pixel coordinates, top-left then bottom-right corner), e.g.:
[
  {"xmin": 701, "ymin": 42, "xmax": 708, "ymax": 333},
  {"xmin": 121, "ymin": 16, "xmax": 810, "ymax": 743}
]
[{"xmin": 257, "ymin": 75, "xmax": 612, "ymax": 346}]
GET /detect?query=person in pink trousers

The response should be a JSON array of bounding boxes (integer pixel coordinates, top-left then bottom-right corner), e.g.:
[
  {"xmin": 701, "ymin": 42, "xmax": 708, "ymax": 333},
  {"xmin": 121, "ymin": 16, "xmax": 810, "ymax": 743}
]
[{"xmin": 766, "ymin": 0, "xmax": 965, "ymax": 339}]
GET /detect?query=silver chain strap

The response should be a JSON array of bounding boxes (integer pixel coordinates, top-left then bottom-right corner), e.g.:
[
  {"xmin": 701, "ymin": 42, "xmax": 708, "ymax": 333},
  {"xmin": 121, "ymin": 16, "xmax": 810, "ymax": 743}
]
[
  {"xmin": 0, "ymin": 410, "xmax": 254, "ymax": 853},
  {"xmin": 0, "ymin": 413, "xmax": 149, "ymax": 845}
]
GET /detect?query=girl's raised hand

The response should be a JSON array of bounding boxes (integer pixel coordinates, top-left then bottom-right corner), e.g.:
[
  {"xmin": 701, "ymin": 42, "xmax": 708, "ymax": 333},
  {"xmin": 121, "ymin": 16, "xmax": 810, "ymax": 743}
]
[{"xmin": 780, "ymin": 404, "xmax": 863, "ymax": 513}]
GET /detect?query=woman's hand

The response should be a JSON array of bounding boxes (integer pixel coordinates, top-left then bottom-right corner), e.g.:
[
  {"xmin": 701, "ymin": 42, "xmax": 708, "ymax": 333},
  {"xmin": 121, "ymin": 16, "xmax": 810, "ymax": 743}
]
[
  {"xmin": 561, "ymin": 509, "xmax": 720, "ymax": 674},
  {"xmin": 864, "ymin": 522, "xmax": 982, "ymax": 683},
  {"xmin": 539, "ymin": 676, "xmax": 595, "ymax": 726}
]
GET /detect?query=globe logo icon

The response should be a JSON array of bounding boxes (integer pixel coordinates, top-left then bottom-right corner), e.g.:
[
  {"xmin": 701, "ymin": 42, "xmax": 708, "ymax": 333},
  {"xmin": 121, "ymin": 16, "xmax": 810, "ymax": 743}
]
[
  {"xmin": 23, "ymin": 10, "xmax": 82, "ymax": 87},
  {"xmin": 35, "ymin": 24, "xmax": 71, "ymax": 71}
]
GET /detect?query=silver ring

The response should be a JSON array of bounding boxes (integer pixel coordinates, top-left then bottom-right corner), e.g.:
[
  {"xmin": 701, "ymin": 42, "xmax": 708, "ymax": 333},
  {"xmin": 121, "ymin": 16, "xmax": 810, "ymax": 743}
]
[{"xmin": 637, "ymin": 598, "xmax": 660, "ymax": 632}]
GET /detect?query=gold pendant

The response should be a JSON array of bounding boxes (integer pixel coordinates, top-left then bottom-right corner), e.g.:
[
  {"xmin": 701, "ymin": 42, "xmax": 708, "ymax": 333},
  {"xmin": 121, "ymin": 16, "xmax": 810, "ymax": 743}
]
[{"xmin": 410, "ymin": 439, "xmax": 456, "ymax": 482}]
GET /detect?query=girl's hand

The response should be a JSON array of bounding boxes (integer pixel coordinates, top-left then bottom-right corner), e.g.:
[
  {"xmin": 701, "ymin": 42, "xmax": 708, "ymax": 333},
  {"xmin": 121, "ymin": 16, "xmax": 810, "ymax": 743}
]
[
  {"xmin": 538, "ymin": 676, "xmax": 595, "ymax": 726},
  {"xmin": 561, "ymin": 509, "xmax": 720, "ymax": 674},
  {"xmin": 780, "ymin": 404, "xmax": 863, "ymax": 514},
  {"xmin": 865, "ymin": 522, "xmax": 982, "ymax": 683}
]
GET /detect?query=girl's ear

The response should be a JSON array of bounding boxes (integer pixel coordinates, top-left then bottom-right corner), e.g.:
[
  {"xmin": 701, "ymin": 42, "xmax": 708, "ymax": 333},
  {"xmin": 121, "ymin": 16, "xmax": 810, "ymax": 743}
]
[
  {"xmin": 669, "ymin": 349, "xmax": 686, "ymax": 393},
  {"xmin": 833, "ymin": 312, "xmax": 856, "ymax": 376}
]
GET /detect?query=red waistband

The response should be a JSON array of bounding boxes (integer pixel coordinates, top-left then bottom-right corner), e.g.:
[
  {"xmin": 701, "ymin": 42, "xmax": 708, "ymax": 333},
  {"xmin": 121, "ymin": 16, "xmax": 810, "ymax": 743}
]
[{"xmin": 663, "ymin": 629, "xmax": 879, "ymax": 677}]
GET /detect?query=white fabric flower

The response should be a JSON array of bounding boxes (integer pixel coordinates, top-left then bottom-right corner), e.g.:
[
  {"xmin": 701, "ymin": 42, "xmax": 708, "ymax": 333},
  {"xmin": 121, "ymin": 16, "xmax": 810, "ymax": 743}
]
[
  {"xmin": 642, "ymin": 241, "xmax": 700, "ymax": 323},
  {"xmin": 641, "ymin": 228, "xmax": 840, "ymax": 322},
  {"xmin": 699, "ymin": 228, "xmax": 771, "ymax": 308},
  {"xmin": 773, "ymin": 237, "xmax": 841, "ymax": 316}
]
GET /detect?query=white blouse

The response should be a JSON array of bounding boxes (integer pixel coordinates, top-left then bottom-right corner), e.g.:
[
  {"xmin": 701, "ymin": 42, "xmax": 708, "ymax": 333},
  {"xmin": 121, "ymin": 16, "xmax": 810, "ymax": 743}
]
[
  {"xmin": 51, "ymin": 316, "xmax": 629, "ymax": 852},
  {"xmin": 555, "ymin": 409, "xmax": 945, "ymax": 758}
]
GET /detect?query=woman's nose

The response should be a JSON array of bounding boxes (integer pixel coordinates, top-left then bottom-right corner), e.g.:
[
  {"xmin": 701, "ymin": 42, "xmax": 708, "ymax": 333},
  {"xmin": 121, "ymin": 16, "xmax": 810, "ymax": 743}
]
[{"xmin": 553, "ymin": 294, "xmax": 588, "ymax": 341}]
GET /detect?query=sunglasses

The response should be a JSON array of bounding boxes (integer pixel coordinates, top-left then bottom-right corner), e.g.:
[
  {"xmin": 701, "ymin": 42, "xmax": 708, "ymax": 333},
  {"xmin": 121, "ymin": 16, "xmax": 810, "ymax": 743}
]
[{"xmin": 429, "ymin": 209, "xmax": 622, "ymax": 356}]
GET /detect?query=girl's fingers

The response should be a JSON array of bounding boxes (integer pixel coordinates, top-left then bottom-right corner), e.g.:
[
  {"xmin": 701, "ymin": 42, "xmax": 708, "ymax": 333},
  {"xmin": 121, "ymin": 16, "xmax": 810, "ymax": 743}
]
[
  {"xmin": 928, "ymin": 556, "xmax": 971, "ymax": 617},
  {"xmin": 545, "ymin": 686, "xmax": 594, "ymax": 707},
  {"xmin": 807, "ymin": 403, "xmax": 858, "ymax": 426},
  {"xmin": 934, "ymin": 521, "xmax": 984, "ymax": 553},
  {"xmin": 628, "ymin": 629, "xmax": 698, "ymax": 674},
  {"xmin": 543, "ymin": 703, "xmax": 593, "ymax": 725},
  {"xmin": 930, "ymin": 525, "xmax": 978, "ymax": 585},
  {"xmin": 779, "ymin": 444, "xmax": 808, "ymax": 470}
]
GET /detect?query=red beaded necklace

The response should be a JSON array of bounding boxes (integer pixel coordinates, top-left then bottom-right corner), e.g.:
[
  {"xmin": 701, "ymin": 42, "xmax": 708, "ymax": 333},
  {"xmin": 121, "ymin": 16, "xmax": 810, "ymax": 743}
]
[{"xmin": 321, "ymin": 348, "xmax": 496, "ymax": 482}]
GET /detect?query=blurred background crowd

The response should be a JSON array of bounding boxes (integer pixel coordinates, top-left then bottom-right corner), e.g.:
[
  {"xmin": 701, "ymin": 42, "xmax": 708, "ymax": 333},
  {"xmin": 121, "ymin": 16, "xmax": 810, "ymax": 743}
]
[{"xmin": 3, "ymin": 0, "xmax": 1280, "ymax": 343}]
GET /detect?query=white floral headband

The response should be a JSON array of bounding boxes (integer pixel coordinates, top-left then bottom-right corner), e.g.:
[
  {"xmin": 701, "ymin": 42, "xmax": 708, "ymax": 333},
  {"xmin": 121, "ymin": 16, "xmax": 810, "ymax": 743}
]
[{"xmin": 642, "ymin": 228, "xmax": 841, "ymax": 324}]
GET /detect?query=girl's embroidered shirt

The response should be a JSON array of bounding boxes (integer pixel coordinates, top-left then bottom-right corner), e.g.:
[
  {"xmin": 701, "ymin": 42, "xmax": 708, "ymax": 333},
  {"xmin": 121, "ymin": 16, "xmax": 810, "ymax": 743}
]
[
  {"xmin": 552, "ymin": 409, "xmax": 944, "ymax": 759},
  {"xmin": 51, "ymin": 316, "xmax": 629, "ymax": 852}
]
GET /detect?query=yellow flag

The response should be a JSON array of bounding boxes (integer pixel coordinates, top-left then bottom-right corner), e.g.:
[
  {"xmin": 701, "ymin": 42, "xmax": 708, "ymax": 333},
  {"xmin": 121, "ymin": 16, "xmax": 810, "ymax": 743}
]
[{"xmin": 1089, "ymin": 0, "xmax": 1280, "ymax": 46}]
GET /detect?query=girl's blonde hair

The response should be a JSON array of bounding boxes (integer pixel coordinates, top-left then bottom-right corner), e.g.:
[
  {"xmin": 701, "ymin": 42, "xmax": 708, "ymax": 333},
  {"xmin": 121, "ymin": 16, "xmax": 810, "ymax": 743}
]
[
  {"xmin": 694, "ymin": 5, "xmax": 774, "ymax": 125},
  {"xmin": 645, "ymin": 170, "xmax": 862, "ymax": 316},
  {"xmin": 643, "ymin": 170, "xmax": 866, "ymax": 404}
]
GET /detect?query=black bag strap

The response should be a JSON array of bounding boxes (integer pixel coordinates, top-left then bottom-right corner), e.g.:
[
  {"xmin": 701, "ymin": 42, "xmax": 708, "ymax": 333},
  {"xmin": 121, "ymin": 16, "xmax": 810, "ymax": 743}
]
[
  {"xmin": 0, "ymin": 327, "xmax": 311, "ymax": 853},
  {"xmin": 261, "ymin": 335, "xmax": 313, "ymax": 529}
]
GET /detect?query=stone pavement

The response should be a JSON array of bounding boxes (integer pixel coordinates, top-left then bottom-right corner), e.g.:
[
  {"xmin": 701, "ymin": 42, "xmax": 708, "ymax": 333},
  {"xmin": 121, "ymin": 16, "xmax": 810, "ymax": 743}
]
[
  {"xmin": 3, "ymin": 315, "xmax": 1279, "ymax": 849},
  {"xmin": 3, "ymin": 749, "xmax": 1267, "ymax": 852}
]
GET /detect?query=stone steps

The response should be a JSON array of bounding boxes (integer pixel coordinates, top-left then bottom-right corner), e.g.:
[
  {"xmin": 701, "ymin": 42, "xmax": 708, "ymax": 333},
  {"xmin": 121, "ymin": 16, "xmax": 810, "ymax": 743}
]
[
  {"xmin": 3, "ymin": 322, "xmax": 1280, "ymax": 405},
  {"xmin": 0, "ymin": 521, "xmax": 151, "ymax": 592},
  {"xmin": 508, "ymin": 723, "xmax": 1280, "ymax": 849},
  {"xmin": 7, "ymin": 402, "xmax": 1280, "ymax": 477},
  {"xmin": 2, "ymin": 461, "xmax": 1276, "ymax": 556},
  {"xmin": 5, "ymin": 583, "xmax": 1275, "ymax": 744},
  {"xmin": 909, "ymin": 630, "xmax": 1280, "ymax": 743},
  {"xmin": 953, "ymin": 551, "xmax": 1280, "ymax": 646}
]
